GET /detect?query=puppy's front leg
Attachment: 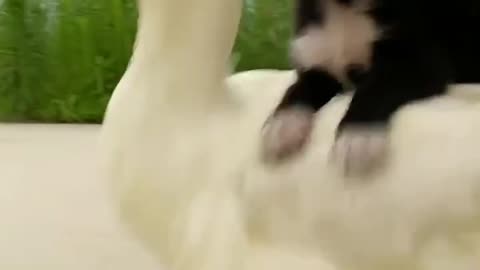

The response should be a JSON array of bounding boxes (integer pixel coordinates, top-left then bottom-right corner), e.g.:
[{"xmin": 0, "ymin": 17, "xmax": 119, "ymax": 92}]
[
  {"xmin": 331, "ymin": 37, "xmax": 451, "ymax": 177},
  {"xmin": 261, "ymin": 69, "xmax": 343, "ymax": 164}
]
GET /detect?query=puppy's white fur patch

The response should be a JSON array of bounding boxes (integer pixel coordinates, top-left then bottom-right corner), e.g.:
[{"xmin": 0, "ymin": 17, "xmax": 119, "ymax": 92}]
[{"xmin": 291, "ymin": 0, "xmax": 380, "ymax": 80}]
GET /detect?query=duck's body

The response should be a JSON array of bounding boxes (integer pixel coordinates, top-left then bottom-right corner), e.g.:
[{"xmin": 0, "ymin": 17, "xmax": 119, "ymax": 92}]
[
  {"xmin": 0, "ymin": 124, "xmax": 162, "ymax": 270},
  {"xmin": 99, "ymin": 0, "xmax": 480, "ymax": 269}
]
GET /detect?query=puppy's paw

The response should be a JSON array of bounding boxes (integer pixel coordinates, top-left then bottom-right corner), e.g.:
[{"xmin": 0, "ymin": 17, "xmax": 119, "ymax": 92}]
[
  {"xmin": 260, "ymin": 106, "xmax": 315, "ymax": 164},
  {"xmin": 330, "ymin": 125, "xmax": 389, "ymax": 177}
]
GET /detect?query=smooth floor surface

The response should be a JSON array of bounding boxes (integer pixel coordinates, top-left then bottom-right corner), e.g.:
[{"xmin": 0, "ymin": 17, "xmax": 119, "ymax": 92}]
[{"xmin": 0, "ymin": 124, "xmax": 162, "ymax": 270}]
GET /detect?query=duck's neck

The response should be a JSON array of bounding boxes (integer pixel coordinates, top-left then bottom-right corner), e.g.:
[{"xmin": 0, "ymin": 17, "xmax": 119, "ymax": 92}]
[{"xmin": 129, "ymin": 0, "xmax": 243, "ymax": 107}]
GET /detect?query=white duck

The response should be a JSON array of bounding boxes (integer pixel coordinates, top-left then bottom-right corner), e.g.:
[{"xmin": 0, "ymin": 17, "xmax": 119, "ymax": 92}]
[{"xmin": 99, "ymin": 0, "xmax": 480, "ymax": 269}]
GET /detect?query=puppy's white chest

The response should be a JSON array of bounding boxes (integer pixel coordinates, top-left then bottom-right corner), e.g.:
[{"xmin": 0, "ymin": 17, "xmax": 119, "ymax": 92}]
[{"xmin": 291, "ymin": 1, "xmax": 380, "ymax": 80}]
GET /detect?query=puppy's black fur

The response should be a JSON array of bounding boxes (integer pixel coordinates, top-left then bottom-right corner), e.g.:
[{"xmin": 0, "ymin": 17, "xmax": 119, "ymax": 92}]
[{"xmin": 274, "ymin": 0, "xmax": 480, "ymax": 134}]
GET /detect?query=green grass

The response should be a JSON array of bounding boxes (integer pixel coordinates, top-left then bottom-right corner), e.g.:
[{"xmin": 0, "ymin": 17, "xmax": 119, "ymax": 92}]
[{"xmin": 0, "ymin": 0, "xmax": 293, "ymax": 123}]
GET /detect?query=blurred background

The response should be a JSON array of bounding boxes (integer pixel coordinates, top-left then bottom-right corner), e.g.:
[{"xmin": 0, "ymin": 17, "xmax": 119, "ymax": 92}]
[{"xmin": 0, "ymin": 0, "xmax": 293, "ymax": 123}]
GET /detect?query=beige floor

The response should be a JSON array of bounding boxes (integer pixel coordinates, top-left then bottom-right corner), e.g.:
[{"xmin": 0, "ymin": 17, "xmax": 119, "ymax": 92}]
[{"xmin": 0, "ymin": 124, "xmax": 162, "ymax": 270}]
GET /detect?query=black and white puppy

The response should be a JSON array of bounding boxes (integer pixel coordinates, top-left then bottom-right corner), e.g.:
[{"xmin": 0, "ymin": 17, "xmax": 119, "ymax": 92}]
[{"xmin": 261, "ymin": 0, "xmax": 480, "ymax": 175}]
